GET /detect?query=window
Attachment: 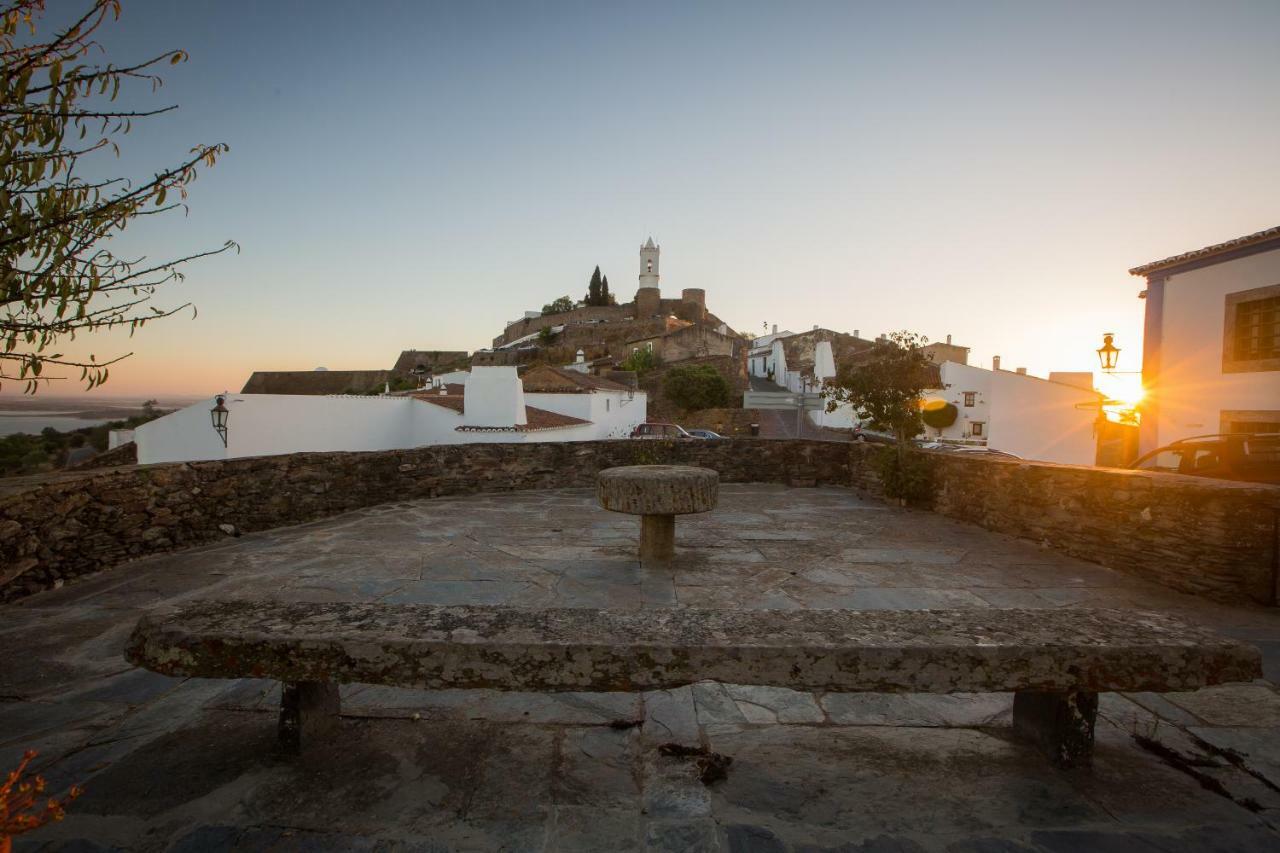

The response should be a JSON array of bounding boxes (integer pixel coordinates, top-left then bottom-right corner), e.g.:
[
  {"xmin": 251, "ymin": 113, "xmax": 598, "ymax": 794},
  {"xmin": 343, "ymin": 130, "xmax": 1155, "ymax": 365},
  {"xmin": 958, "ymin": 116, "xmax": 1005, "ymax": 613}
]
[
  {"xmin": 963, "ymin": 392, "xmax": 976, "ymax": 407},
  {"xmin": 971, "ymin": 422, "xmax": 984, "ymax": 437},
  {"xmin": 1234, "ymin": 296, "xmax": 1280, "ymax": 360},
  {"xmin": 1134, "ymin": 449, "xmax": 1183, "ymax": 473},
  {"xmin": 1230, "ymin": 420, "xmax": 1280, "ymax": 434},
  {"xmin": 1224, "ymin": 284, "xmax": 1280, "ymax": 372}
]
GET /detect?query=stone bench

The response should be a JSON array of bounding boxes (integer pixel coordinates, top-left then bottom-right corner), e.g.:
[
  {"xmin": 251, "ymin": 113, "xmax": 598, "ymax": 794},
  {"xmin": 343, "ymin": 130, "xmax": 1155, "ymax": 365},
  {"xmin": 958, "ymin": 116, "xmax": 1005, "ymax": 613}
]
[
  {"xmin": 597, "ymin": 465, "xmax": 718, "ymax": 563},
  {"xmin": 125, "ymin": 601, "xmax": 1261, "ymax": 768}
]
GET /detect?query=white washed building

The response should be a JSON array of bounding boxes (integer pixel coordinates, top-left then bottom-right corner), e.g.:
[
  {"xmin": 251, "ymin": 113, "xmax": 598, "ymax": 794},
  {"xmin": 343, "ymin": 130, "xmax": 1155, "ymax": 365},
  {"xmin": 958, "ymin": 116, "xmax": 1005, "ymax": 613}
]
[
  {"xmin": 135, "ymin": 366, "xmax": 646, "ymax": 465},
  {"xmin": 1129, "ymin": 225, "xmax": 1280, "ymax": 453},
  {"xmin": 922, "ymin": 361, "xmax": 1102, "ymax": 465}
]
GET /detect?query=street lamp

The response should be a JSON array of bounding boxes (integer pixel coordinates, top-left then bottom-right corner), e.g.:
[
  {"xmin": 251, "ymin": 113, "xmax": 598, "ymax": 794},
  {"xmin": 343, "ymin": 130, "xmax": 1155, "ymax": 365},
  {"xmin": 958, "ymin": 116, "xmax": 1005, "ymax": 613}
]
[
  {"xmin": 1096, "ymin": 333, "xmax": 1120, "ymax": 373},
  {"xmin": 210, "ymin": 395, "xmax": 229, "ymax": 447}
]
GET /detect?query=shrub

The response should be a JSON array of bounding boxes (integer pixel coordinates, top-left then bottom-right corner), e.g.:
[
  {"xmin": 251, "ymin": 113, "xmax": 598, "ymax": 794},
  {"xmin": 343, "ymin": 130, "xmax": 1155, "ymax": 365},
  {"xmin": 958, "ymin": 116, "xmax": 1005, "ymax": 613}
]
[
  {"xmin": 921, "ymin": 401, "xmax": 958, "ymax": 429},
  {"xmin": 872, "ymin": 446, "xmax": 934, "ymax": 506},
  {"xmin": 664, "ymin": 364, "xmax": 731, "ymax": 411},
  {"xmin": 620, "ymin": 348, "xmax": 661, "ymax": 375}
]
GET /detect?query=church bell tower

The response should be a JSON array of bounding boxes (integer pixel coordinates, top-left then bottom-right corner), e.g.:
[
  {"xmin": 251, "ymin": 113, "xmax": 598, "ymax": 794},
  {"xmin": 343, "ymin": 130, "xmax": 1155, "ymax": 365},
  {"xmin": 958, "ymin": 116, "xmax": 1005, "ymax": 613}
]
[
  {"xmin": 639, "ymin": 237, "xmax": 660, "ymax": 288},
  {"xmin": 635, "ymin": 237, "xmax": 661, "ymax": 317}
]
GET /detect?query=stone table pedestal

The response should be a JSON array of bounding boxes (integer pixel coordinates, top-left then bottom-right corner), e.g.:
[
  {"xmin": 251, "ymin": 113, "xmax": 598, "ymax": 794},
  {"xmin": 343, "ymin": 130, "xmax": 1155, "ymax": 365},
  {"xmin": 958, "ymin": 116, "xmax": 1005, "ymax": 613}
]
[{"xmin": 597, "ymin": 465, "xmax": 719, "ymax": 564}]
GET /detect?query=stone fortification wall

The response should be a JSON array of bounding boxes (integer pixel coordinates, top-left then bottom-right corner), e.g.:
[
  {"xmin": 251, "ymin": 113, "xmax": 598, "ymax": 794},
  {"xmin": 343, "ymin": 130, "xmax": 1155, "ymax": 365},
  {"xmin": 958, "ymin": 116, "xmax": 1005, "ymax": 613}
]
[
  {"xmin": 1, "ymin": 441, "xmax": 1275, "ymax": 605},
  {"xmin": 494, "ymin": 305, "xmax": 632, "ymax": 348}
]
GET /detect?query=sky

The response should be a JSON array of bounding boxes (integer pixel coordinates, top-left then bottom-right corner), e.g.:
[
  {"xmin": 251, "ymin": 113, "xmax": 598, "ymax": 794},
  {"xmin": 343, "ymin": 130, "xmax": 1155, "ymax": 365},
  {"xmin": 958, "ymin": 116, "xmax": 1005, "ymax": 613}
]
[{"xmin": 8, "ymin": 0, "xmax": 1280, "ymax": 400}]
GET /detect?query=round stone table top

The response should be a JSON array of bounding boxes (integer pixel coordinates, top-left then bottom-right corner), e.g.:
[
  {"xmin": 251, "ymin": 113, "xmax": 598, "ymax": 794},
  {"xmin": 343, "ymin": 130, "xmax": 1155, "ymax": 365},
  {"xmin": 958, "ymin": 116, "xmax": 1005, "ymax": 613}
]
[{"xmin": 597, "ymin": 465, "xmax": 719, "ymax": 516}]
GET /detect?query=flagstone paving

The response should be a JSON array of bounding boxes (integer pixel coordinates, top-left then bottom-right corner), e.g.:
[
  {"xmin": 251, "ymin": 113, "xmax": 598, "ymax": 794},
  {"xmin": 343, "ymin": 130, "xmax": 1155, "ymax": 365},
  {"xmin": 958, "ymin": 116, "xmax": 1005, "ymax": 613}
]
[{"xmin": 2, "ymin": 484, "xmax": 1279, "ymax": 851}]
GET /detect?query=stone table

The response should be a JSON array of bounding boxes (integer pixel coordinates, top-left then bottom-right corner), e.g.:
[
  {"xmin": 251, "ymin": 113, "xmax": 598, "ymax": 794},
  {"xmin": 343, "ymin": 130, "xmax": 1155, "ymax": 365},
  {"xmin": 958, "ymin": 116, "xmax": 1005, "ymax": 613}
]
[{"xmin": 597, "ymin": 465, "xmax": 718, "ymax": 564}]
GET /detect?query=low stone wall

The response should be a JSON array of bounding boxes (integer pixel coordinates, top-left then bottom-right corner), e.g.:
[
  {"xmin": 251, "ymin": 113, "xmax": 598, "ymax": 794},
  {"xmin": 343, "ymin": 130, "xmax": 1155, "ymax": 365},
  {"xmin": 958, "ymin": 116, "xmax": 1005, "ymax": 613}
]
[
  {"xmin": 0, "ymin": 439, "xmax": 845, "ymax": 600},
  {"xmin": 1, "ymin": 439, "xmax": 1275, "ymax": 605},
  {"xmin": 924, "ymin": 453, "xmax": 1279, "ymax": 606}
]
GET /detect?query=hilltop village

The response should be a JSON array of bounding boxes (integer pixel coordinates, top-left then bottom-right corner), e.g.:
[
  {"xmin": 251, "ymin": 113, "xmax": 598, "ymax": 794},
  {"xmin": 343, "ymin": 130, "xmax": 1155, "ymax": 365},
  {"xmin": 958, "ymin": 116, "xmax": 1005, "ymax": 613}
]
[{"xmin": 117, "ymin": 236, "xmax": 1131, "ymax": 467}]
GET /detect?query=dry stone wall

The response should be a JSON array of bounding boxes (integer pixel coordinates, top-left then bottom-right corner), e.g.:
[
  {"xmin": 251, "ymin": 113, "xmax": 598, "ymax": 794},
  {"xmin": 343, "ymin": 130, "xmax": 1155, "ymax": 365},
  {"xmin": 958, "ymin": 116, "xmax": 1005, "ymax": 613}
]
[
  {"xmin": 0, "ymin": 439, "xmax": 843, "ymax": 600},
  {"xmin": 925, "ymin": 453, "xmax": 1279, "ymax": 606},
  {"xmin": 1, "ymin": 440, "xmax": 1275, "ymax": 605}
]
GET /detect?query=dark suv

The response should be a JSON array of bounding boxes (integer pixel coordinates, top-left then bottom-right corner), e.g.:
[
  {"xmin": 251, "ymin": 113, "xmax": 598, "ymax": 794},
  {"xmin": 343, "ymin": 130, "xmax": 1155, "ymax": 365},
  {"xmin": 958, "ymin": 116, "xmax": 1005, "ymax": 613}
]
[{"xmin": 1129, "ymin": 433, "xmax": 1280, "ymax": 484}]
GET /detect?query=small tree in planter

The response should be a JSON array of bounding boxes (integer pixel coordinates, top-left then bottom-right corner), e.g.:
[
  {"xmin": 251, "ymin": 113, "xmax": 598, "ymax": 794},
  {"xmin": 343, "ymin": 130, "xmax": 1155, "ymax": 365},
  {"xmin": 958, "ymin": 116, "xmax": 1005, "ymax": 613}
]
[
  {"xmin": 824, "ymin": 331, "xmax": 935, "ymax": 504},
  {"xmin": 921, "ymin": 401, "xmax": 958, "ymax": 431}
]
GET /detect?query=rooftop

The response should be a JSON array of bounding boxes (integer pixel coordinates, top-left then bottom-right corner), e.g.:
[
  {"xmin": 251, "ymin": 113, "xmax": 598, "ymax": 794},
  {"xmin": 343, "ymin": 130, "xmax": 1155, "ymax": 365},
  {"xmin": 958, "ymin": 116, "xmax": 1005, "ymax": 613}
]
[
  {"xmin": 409, "ymin": 388, "xmax": 591, "ymax": 431},
  {"xmin": 1128, "ymin": 224, "xmax": 1280, "ymax": 276},
  {"xmin": 4, "ymin": 485, "xmax": 1277, "ymax": 850}
]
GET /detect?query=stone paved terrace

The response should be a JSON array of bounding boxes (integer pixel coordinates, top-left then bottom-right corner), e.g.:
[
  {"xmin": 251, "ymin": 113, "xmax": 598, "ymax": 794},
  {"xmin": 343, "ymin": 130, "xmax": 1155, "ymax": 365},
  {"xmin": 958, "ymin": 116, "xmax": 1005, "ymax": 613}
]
[{"xmin": 3, "ymin": 484, "xmax": 1280, "ymax": 852}]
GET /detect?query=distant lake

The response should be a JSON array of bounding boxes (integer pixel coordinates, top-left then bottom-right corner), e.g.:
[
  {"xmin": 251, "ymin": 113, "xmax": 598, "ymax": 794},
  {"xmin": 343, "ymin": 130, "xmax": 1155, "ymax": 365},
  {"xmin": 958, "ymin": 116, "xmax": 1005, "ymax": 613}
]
[{"xmin": 0, "ymin": 414, "xmax": 117, "ymax": 437}]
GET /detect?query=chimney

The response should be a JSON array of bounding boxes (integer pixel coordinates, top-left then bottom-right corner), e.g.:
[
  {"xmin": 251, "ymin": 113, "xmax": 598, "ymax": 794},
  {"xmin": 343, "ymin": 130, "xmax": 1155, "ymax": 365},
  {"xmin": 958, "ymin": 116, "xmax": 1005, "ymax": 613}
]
[
  {"xmin": 772, "ymin": 324, "xmax": 778, "ymax": 335},
  {"xmin": 813, "ymin": 324, "xmax": 819, "ymax": 331},
  {"xmin": 1016, "ymin": 367, "xmax": 1027, "ymax": 375},
  {"xmin": 576, "ymin": 349, "xmax": 585, "ymax": 364},
  {"xmin": 854, "ymin": 329, "xmax": 860, "ymax": 338},
  {"xmin": 993, "ymin": 355, "xmax": 1001, "ymax": 371},
  {"xmin": 946, "ymin": 334, "xmax": 952, "ymax": 345}
]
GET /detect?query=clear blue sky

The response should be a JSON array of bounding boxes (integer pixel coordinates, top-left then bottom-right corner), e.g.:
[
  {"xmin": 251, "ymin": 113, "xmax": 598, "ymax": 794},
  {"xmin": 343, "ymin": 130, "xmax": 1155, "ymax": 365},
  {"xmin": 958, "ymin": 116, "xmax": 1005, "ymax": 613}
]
[{"xmin": 19, "ymin": 0, "xmax": 1280, "ymax": 396}]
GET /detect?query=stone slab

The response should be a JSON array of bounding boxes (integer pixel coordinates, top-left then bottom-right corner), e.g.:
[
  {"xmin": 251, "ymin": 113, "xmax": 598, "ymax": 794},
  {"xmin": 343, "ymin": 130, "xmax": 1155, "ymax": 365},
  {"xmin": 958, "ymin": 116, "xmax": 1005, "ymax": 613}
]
[
  {"xmin": 127, "ymin": 601, "xmax": 1261, "ymax": 694},
  {"xmin": 597, "ymin": 465, "xmax": 719, "ymax": 516}
]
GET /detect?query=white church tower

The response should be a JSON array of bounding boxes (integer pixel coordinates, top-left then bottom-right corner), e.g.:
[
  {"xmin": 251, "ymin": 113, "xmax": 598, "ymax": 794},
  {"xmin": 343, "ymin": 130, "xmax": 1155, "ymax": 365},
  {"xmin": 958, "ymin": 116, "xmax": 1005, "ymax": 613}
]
[
  {"xmin": 635, "ymin": 237, "xmax": 662, "ymax": 317},
  {"xmin": 639, "ymin": 237, "xmax": 660, "ymax": 288}
]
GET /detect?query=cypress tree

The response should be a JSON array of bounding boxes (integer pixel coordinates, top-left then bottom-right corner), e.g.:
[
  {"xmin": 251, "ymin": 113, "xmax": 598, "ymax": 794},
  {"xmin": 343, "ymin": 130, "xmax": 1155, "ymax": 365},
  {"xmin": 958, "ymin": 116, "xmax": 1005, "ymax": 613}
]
[
  {"xmin": 587, "ymin": 266, "xmax": 603, "ymax": 306},
  {"xmin": 601, "ymin": 274, "xmax": 612, "ymax": 305}
]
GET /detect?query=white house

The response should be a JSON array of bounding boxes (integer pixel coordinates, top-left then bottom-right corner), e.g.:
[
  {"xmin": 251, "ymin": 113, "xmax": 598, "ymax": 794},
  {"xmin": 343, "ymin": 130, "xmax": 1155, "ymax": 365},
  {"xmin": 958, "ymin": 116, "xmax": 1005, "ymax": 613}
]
[
  {"xmin": 747, "ymin": 326, "xmax": 794, "ymax": 380},
  {"xmin": 1129, "ymin": 225, "xmax": 1280, "ymax": 453},
  {"xmin": 135, "ymin": 366, "xmax": 646, "ymax": 465},
  {"xmin": 921, "ymin": 362, "xmax": 1102, "ymax": 465}
]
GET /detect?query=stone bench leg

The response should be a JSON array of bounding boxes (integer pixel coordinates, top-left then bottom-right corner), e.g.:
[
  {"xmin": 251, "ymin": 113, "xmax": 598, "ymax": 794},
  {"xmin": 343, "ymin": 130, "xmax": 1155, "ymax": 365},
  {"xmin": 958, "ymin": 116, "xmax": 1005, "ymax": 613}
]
[
  {"xmin": 278, "ymin": 681, "xmax": 341, "ymax": 755},
  {"xmin": 640, "ymin": 513, "xmax": 675, "ymax": 564},
  {"xmin": 1013, "ymin": 690, "xmax": 1098, "ymax": 769}
]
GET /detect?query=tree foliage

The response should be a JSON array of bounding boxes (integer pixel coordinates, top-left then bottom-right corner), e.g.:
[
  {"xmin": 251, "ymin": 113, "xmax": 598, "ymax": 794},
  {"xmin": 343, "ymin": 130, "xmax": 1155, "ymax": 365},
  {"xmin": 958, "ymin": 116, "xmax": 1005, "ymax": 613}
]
[
  {"xmin": 619, "ymin": 347, "xmax": 660, "ymax": 375},
  {"xmin": 541, "ymin": 295, "xmax": 574, "ymax": 315},
  {"xmin": 582, "ymin": 265, "xmax": 613, "ymax": 307},
  {"xmin": 825, "ymin": 330, "xmax": 936, "ymax": 503},
  {"xmin": 663, "ymin": 363, "xmax": 730, "ymax": 412},
  {"xmin": 1, "ymin": 0, "xmax": 234, "ymax": 393},
  {"xmin": 824, "ymin": 330, "xmax": 933, "ymax": 443}
]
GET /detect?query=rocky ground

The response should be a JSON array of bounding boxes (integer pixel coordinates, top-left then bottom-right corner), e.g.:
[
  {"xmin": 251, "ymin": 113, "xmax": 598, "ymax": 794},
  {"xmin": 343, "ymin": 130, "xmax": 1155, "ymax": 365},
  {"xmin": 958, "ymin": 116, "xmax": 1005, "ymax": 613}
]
[{"xmin": 2, "ymin": 485, "xmax": 1278, "ymax": 851}]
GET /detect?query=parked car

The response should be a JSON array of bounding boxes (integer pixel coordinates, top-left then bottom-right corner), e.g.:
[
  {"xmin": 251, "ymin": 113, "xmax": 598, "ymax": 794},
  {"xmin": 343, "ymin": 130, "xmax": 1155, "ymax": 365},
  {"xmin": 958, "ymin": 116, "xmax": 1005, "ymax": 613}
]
[
  {"xmin": 851, "ymin": 423, "xmax": 895, "ymax": 444},
  {"xmin": 686, "ymin": 429, "xmax": 723, "ymax": 440},
  {"xmin": 1129, "ymin": 433, "xmax": 1280, "ymax": 484},
  {"xmin": 917, "ymin": 442, "xmax": 1023, "ymax": 460},
  {"xmin": 630, "ymin": 422, "xmax": 698, "ymax": 440}
]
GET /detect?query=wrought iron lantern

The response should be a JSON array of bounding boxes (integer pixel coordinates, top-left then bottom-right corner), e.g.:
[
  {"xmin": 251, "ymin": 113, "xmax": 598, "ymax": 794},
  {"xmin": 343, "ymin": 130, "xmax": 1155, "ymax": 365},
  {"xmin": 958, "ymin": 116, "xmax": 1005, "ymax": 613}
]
[
  {"xmin": 210, "ymin": 395, "xmax": 229, "ymax": 447},
  {"xmin": 1096, "ymin": 333, "xmax": 1120, "ymax": 373}
]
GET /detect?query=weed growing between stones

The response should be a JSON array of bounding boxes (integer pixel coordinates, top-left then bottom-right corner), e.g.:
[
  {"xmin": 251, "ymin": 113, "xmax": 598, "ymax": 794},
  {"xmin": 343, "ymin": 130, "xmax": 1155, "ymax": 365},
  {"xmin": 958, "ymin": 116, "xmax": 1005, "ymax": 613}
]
[{"xmin": 0, "ymin": 750, "xmax": 82, "ymax": 852}]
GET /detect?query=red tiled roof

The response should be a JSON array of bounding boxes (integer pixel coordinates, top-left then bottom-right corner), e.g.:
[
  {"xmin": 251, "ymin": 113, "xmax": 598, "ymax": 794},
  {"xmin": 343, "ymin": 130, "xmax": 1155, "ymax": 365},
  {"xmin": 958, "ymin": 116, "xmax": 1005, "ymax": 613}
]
[
  {"xmin": 411, "ymin": 391, "xmax": 591, "ymax": 431},
  {"xmin": 410, "ymin": 386, "xmax": 466, "ymax": 413},
  {"xmin": 456, "ymin": 405, "xmax": 590, "ymax": 432},
  {"xmin": 520, "ymin": 365, "xmax": 631, "ymax": 393},
  {"xmin": 1129, "ymin": 225, "xmax": 1280, "ymax": 276}
]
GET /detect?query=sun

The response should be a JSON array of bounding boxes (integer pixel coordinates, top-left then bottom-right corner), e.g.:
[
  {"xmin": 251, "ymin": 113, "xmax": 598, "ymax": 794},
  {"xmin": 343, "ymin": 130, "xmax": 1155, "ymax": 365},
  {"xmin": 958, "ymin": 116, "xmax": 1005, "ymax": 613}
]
[{"xmin": 1100, "ymin": 374, "xmax": 1145, "ymax": 408}]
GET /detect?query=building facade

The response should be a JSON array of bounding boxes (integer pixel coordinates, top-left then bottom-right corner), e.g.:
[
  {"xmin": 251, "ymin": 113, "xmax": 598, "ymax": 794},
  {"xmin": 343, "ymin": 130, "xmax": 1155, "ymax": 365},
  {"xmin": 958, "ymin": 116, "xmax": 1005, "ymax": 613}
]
[
  {"xmin": 136, "ymin": 367, "xmax": 646, "ymax": 465},
  {"xmin": 1129, "ymin": 226, "xmax": 1280, "ymax": 453}
]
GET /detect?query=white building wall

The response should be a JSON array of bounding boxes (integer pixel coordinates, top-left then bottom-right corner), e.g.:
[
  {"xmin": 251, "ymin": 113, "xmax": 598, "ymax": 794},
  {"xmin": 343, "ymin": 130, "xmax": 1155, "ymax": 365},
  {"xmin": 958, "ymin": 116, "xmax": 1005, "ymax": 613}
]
[
  {"xmin": 135, "ymin": 396, "xmax": 231, "ymax": 464},
  {"xmin": 136, "ymin": 387, "xmax": 650, "ymax": 465},
  {"xmin": 929, "ymin": 362, "xmax": 1099, "ymax": 465},
  {"xmin": 464, "ymin": 367, "xmax": 526, "ymax": 426},
  {"xmin": 1151, "ymin": 248, "xmax": 1280, "ymax": 447}
]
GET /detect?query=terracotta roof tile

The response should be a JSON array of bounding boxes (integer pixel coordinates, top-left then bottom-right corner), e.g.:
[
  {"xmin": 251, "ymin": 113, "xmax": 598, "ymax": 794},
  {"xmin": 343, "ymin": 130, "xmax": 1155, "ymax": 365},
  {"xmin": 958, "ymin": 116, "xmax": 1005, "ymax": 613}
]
[
  {"xmin": 520, "ymin": 365, "xmax": 631, "ymax": 393},
  {"xmin": 1129, "ymin": 225, "xmax": 1280, "ymax": 276}
]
